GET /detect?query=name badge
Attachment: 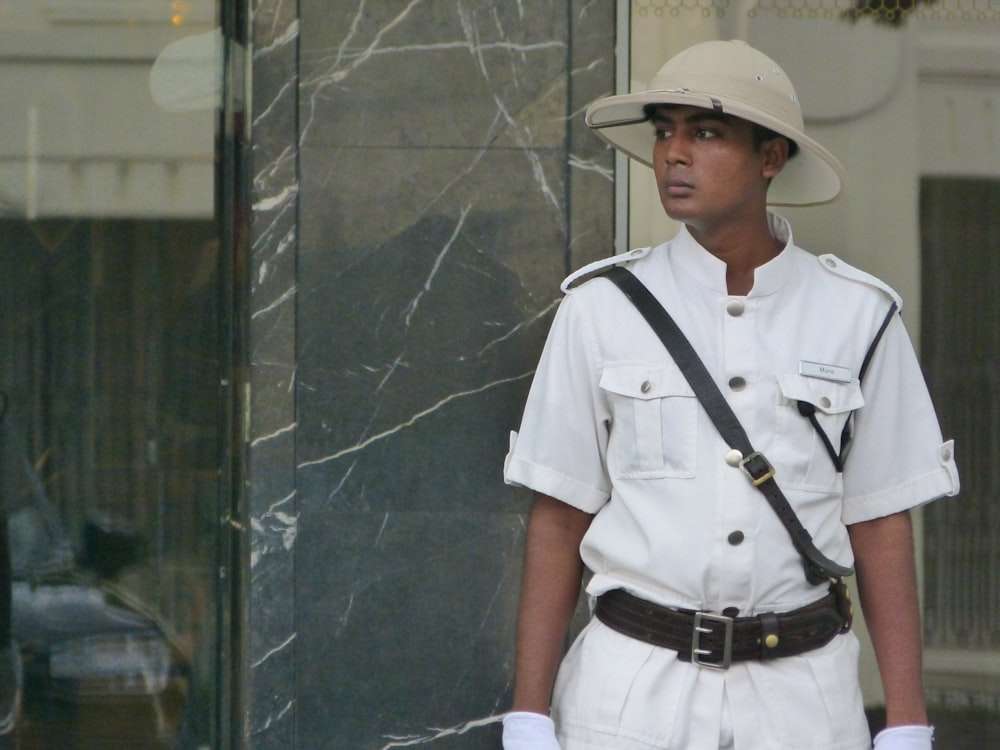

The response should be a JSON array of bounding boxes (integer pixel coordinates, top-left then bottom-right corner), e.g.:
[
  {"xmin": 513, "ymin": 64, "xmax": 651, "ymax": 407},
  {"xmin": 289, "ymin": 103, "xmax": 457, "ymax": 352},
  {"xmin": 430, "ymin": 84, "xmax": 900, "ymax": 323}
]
[{"xmin": 799, "ymin": 360, "xmax": 852, "ymax": 383}]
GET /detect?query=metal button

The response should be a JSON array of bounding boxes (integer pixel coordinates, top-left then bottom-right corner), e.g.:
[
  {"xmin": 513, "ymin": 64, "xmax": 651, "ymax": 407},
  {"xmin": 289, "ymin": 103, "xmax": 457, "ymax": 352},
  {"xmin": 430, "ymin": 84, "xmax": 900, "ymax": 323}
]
[
  {"xmin": 764, "ymin": 633, "xmax": 780, "ymax": 649},
  {"xmin": 727, "ymin": 530, "xmax": 745, "ymax": 546},
  {"xmin": 820, "ymin": 396, "xmax": 832, "ymax": 409},
  {"xmin": 725, "ymin": 449, "xmax": 743, "ymax": 467},
  {"xmin": 726, "ymin": 299, "xmax": 745, "ymax": 317},
  {"xmin": 729, "ymin": 376, "xmax": 746, "ymax": 391},
  {"xmin": 641, "ymin": 380, "xmax": 651, "ymax": 394}
]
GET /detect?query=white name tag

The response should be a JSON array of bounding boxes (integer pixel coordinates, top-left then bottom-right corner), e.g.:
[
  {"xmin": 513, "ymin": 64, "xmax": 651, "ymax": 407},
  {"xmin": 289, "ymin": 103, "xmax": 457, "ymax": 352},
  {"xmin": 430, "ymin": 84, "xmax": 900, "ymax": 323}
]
[{"xmin": 799, "ymin": 360, "xmax": 852, "ymax": 383}]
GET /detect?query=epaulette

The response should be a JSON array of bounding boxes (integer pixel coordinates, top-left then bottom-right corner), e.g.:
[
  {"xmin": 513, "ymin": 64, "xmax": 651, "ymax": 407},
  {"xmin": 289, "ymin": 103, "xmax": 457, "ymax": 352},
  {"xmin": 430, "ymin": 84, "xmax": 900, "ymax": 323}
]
[
  {"xmin": 816, "ymin": 253, "xmax": 903, "ymax": 310},
  {"xmin": 560, "ymin": 246, "xmax": 652, "ymax": 293}
]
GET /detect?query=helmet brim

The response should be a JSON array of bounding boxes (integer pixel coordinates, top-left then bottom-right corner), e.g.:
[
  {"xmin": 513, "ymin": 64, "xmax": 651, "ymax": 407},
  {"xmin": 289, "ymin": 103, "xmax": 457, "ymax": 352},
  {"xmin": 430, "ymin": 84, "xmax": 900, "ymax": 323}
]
[{"xmin": 585, "ymin": 88, "xmax": 847, "ymax": 207}]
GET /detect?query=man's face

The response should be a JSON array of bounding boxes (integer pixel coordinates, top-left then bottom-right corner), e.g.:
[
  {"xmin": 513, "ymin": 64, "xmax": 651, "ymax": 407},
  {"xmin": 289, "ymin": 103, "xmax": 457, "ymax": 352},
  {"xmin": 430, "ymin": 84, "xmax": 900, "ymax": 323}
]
[{"xmin": 649, "ymin": 104, "xmax": 787, "ymax": 234}]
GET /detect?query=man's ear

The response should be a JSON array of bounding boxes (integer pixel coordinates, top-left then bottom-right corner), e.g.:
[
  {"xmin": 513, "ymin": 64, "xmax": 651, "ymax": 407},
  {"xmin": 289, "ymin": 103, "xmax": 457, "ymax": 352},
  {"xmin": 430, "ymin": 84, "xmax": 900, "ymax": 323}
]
[{"xmin": 761, "ymin": 137, "xmax": 790, "ymax": 179}]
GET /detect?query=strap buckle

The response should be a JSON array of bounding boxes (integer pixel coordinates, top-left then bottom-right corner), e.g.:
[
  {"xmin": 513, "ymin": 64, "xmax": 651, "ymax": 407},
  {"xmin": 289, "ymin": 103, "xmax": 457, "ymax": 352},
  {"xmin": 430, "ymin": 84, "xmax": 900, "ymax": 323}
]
[
  {"xmin": 691, "ymin": 612, "xmax": 733, "ymax": 670},
  {"xmin": 740, "ymin": 451, "xmax": 775, "ymax": 486}
]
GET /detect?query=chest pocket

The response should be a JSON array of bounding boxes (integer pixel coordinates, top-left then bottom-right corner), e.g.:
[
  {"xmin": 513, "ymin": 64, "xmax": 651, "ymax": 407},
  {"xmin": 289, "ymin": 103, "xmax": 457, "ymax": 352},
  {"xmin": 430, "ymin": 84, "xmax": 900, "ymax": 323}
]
[
  {"xmin": 776, "ymin": 375, "xmax": 865, "ymax": 490},
  {"xmin": 599, "ymin": 364, "xmax": 697, "ymax": 479}
]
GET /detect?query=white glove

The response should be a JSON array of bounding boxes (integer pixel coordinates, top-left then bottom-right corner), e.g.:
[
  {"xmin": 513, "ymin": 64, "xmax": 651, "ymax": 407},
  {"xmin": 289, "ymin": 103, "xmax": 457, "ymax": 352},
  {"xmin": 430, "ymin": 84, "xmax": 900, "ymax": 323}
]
[
  {"xmin": 502, "ymin": 712, "xmax": 562, "ymax": 750},
  {"xmin": 872, "ymin": 725, "xmax": 934, "ymax": 750}
]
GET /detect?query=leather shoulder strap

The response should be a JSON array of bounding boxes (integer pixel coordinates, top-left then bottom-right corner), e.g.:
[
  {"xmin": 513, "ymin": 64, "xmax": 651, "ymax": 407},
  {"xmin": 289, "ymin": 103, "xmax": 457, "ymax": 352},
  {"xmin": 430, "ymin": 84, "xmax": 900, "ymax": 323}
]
[{"xmin": 600, "ymin": 265, "xmax": 852, "ymax": 585}]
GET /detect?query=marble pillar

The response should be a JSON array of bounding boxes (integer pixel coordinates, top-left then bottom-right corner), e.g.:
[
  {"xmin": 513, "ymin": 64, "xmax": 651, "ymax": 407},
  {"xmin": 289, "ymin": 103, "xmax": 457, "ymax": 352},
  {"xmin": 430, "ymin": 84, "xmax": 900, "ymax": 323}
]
[{"xmin": 246, "ymin": 2, "xmax": 616, "ymax": 747}]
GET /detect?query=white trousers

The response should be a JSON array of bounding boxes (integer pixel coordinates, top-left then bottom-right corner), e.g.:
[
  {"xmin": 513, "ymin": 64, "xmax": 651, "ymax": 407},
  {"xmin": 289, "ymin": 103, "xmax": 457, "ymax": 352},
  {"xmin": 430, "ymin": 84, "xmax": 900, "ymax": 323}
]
[{"xmin": 551, "ymin": 618, "xmax": 871, "ymax": 750}]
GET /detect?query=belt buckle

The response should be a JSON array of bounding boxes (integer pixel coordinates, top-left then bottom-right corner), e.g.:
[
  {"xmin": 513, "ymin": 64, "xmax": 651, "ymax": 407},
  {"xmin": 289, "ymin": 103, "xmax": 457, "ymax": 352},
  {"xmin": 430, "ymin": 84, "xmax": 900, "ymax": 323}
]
[{"xmin": 691, "ymin": 612, "xmax": 733, "ymax": 670}]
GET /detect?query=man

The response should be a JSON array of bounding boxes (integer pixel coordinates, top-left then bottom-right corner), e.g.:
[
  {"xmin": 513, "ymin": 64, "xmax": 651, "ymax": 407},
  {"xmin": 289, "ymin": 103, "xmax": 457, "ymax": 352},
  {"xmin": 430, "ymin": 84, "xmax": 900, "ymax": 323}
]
[{"xmin": 502, "ymin": 40, "xmax": 959, "ymax": 750}]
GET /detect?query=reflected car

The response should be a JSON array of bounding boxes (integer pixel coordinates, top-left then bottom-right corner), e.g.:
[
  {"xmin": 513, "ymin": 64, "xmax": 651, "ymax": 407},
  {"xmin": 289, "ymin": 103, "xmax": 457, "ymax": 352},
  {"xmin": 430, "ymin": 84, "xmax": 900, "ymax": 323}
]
[{"xmin": 1, "ymin": 407, "xmax": 185, "ymax": 749}]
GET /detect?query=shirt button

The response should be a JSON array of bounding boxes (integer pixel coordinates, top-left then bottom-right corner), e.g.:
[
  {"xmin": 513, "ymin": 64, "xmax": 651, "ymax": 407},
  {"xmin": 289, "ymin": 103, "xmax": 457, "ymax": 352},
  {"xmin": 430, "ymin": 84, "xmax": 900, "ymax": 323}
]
[
  {"xmin": 820, "ymin": 396, "xmax": 832, "ymax": 409},
  {"xmin": 729, "ymin": 376, "xmax": 746, "ymax": 391},
  {"xmin": 722, "ymin": 607, "xmax": 740, "ymax": 618},
  {"xmin": 727, "ymin": 530, "xmax": 745, "ymax": 545},
  {"xmin": 726, "ymin": 299, "xmax": 745, "ymax": 317},
  {"xmin": 641, "ymin": 380, "xmax": 651, "ymax": 393},
  {"xmin": 725, "ymin": 449, "xmax": 743, "ymax": 467}
]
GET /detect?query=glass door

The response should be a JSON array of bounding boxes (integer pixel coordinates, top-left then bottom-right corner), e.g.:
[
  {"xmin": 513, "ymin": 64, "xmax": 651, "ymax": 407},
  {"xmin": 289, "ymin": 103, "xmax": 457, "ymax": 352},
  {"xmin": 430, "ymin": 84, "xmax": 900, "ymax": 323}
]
[{"xmin": 0, "ymin": 2, "xmax": 228, "ymax": 748}]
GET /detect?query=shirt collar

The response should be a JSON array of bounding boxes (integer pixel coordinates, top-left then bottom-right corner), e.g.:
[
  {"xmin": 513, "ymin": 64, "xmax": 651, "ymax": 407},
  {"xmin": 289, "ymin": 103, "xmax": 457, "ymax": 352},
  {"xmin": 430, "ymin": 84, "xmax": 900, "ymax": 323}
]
[{"xmin": 670, "ymin": 213, "xmax": 796, "ymax": 297}]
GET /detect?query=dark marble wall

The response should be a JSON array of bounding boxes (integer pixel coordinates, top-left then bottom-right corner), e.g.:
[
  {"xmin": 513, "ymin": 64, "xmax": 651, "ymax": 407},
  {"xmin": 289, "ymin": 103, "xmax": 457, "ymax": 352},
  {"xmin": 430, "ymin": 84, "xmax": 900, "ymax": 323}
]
[{"xmin": 245, "ymin": 2, "xmax": 616, "ymax": 748}]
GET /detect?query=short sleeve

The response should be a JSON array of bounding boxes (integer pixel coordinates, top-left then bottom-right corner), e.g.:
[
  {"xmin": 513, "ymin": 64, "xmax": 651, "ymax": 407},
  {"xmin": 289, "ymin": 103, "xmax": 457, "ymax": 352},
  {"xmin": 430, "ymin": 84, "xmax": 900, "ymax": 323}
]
[
  {"xmin": 841, "ymin": 313, "xmax": 960, "ymax": 524},
  {"xmin": 503, "ymin": 291, "xmax": 612, "ymax": 513}
]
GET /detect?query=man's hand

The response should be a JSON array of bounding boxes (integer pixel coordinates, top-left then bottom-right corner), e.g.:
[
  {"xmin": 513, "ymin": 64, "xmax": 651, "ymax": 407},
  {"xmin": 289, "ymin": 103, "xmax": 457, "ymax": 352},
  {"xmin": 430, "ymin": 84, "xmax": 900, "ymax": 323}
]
[
  {"xmin": 872, "ymin": 725, "xmax": 934, "ymax": 749},
  {"xmin": 502, "ymin": 712, "xmax": 562, "ymax": 750}
]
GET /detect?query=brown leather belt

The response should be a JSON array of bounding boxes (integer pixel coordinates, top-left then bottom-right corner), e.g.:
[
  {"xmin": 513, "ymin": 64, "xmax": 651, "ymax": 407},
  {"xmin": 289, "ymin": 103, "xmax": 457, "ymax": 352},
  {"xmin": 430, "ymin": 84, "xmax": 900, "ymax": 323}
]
[{"xmin": 594, "ymin": 588, "xmax": 850, "ymax": 670}]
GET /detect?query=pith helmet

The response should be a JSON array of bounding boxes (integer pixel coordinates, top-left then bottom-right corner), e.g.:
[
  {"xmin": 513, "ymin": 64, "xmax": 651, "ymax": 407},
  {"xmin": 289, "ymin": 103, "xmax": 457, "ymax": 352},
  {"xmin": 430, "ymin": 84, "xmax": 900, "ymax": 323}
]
[{"xmin": 585, "ymin": 40, "xmax": 846, "ymax": 206}]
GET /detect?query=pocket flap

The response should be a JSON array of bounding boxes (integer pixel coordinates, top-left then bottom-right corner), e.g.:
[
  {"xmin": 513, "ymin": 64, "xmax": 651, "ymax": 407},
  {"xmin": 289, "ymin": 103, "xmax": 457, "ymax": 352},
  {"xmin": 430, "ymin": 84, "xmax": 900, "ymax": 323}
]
[
  {"xmin": 600, "ymin": 364, "xmax": 694, "ymax": 401},
  {"xmin": 777, "ymin": 375, "xmax": 864, "ymax": 415}
]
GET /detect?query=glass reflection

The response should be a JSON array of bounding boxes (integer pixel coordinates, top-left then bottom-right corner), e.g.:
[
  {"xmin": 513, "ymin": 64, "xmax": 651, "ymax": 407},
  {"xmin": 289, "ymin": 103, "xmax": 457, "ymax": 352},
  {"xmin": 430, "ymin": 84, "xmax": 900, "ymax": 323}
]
[{"xmin": 0, "ymin": 3, "xmax": 221, "ymax": 749}]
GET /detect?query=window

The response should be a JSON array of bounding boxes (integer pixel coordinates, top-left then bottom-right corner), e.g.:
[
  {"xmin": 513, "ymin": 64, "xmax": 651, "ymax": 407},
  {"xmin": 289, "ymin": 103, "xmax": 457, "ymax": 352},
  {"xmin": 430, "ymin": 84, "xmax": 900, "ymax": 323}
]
[{"xmin": 0, "ymin": 4, "xmax": 222, "ymax": 748}]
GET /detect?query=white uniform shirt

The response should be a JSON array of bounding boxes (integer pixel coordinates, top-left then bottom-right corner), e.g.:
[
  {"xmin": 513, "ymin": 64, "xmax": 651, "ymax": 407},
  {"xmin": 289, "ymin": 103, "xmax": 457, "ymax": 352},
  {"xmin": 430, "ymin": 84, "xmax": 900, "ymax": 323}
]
[{"xmin": 504, "ymin": 215, "xmax": 959, "ymax": 749}]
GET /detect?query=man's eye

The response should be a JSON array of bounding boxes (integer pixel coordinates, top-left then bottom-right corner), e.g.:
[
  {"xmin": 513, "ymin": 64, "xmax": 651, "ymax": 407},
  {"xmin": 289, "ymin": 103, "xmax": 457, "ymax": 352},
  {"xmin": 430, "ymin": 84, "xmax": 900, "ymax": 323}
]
[
  {"xmin": 696, "ymin": 128, "xmax": 717, "ymax": 139},
  {"xmin": 654, "ymin": 128, "xmax": 670, "ymax": 139}
]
